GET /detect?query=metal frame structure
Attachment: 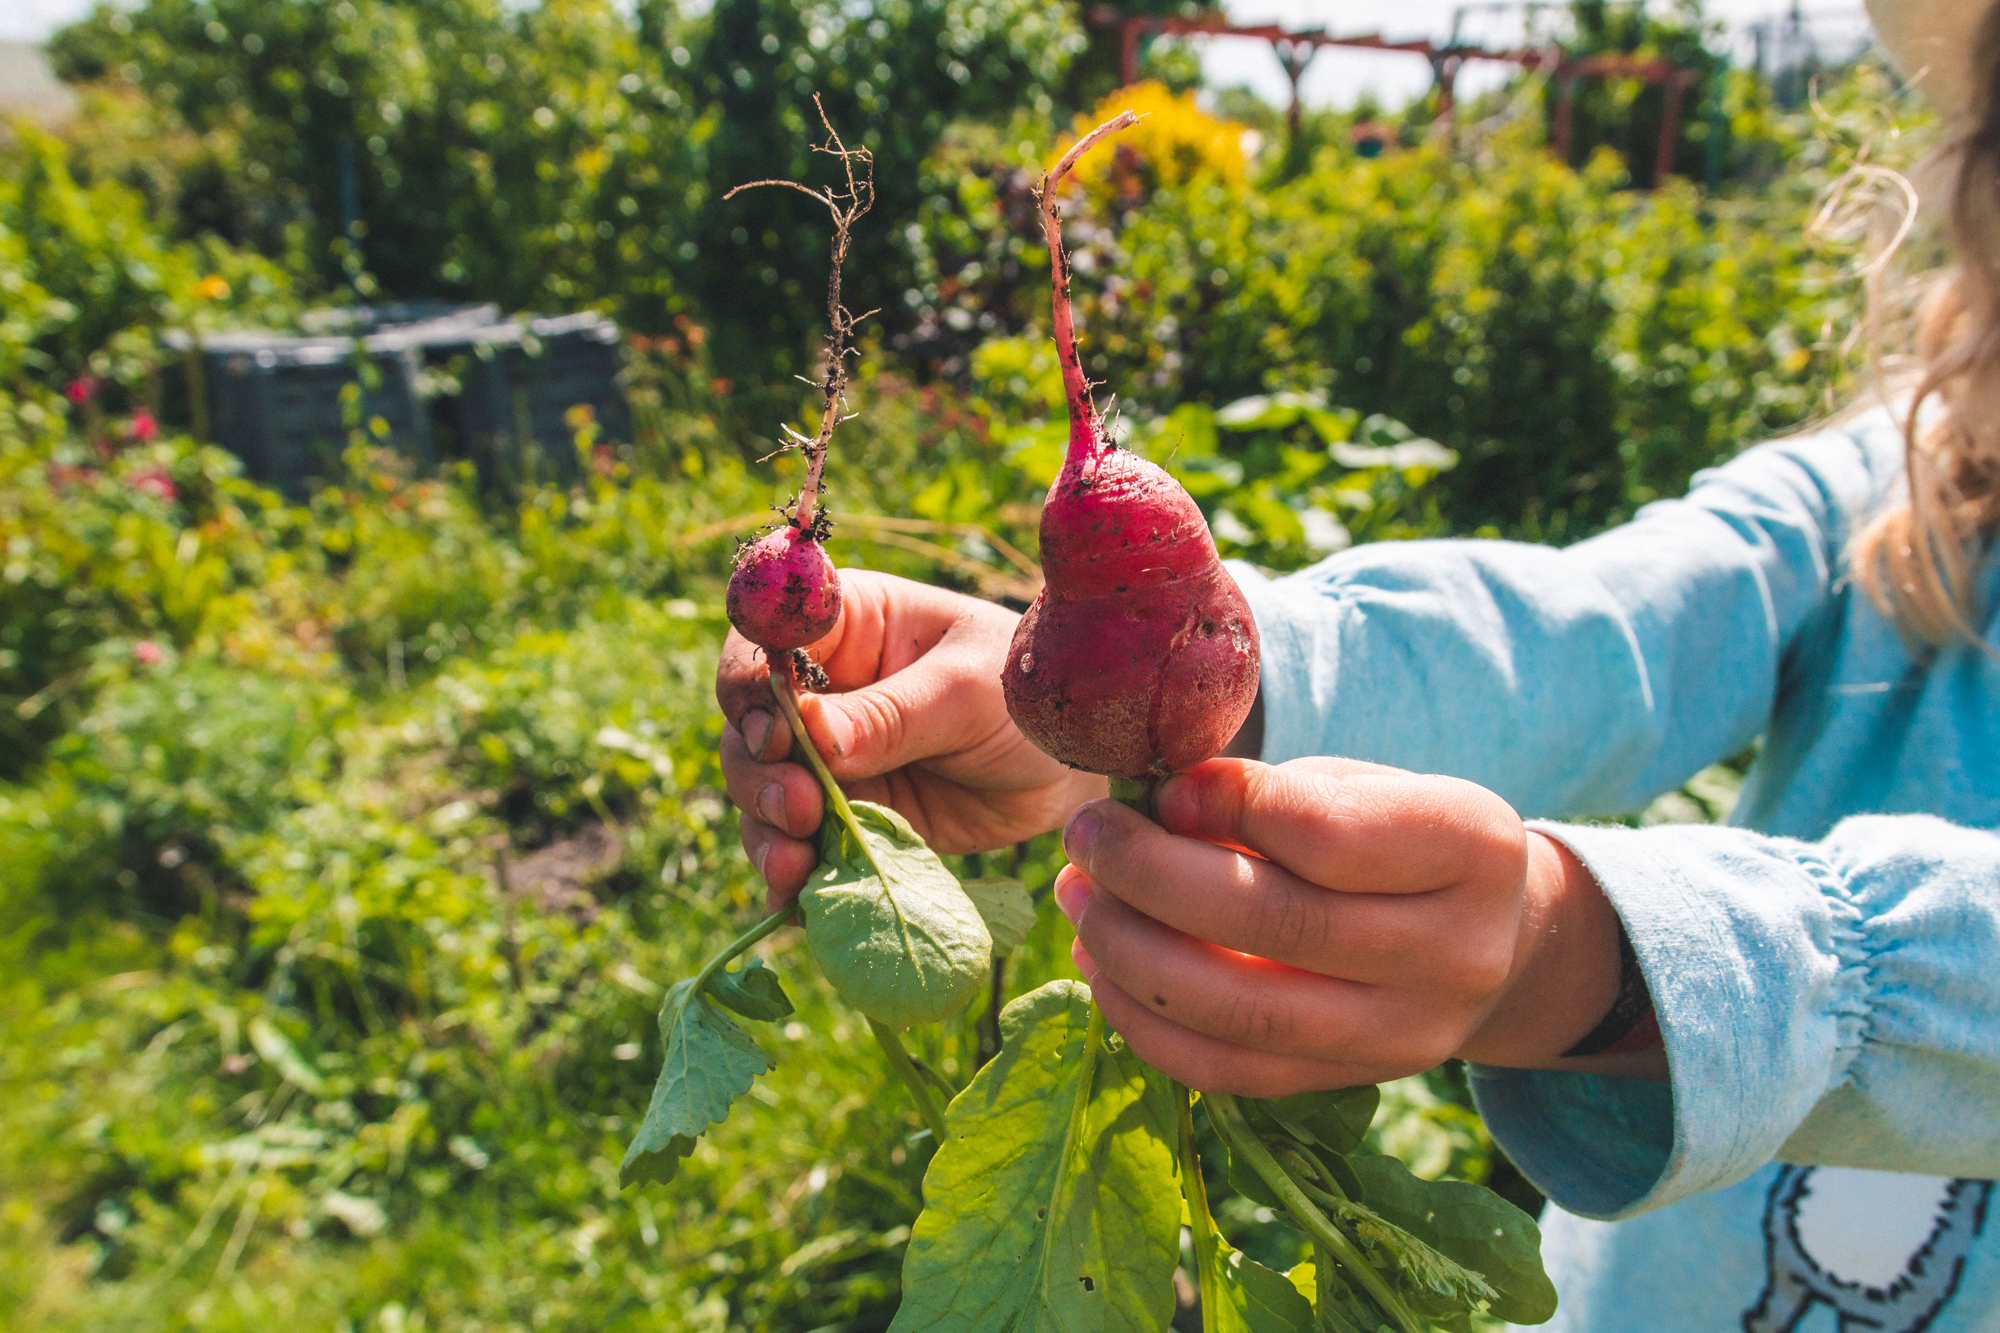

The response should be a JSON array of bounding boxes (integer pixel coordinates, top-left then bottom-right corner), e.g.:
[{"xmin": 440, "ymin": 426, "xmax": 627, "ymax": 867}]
[{"xmin": 1086, "ymin": 6, "xmax": 1694, "ymax": 181}]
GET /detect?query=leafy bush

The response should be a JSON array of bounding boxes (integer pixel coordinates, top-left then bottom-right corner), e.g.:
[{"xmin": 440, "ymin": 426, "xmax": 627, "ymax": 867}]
[
  {"xmin": 918, "ymin": 89, "xmax": 1886, "ymax": 538},
  {"xmin": 2, "ymin": 13, "xmax": 1933, "ymax": 1329},
  {"xmin": 48, "ymin": 0, "xmax": 1086, "ymax": 396},
  {"xmin": 0, "ymin": 121, "xmax": 292, "ymax": 393}
]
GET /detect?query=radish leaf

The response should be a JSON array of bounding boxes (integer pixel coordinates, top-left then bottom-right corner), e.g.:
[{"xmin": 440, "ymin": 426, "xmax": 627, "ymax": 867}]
[
  {"xmin": 620, "ymin": 977, "xmax": 774, "ymax": 1187},
  {"xmin": 706, "ymin": 957, "xmax": 794, "ymax": 1022},
  {"xmin": 959, "ymin": 875, "xmax": 1037, "ymax": 956},
  {"xmin": 1205, "ymin": 1244, "xmax": 1314, "ymax": 1333},
  {"xmin": 1346, "ymin": 1153, "xmax": 1558, "ymax": 1325},
  {"xmin": 802, "ymin": 800, "xmax": 991, "ymax": 1027},
  {"xmin": 890, "ymin": 981, "xmax": 1180, "ymax": 1332},
  {"xmin": 1261, "ymin": 1085, "xmax": 1380, "ymax": 1157}
]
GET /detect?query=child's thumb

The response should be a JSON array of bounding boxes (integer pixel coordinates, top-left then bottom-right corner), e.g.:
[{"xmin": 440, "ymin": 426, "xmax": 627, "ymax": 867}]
[{"xmin": 797, "ymin": 667, "xmax": 958, "ymax": 781}]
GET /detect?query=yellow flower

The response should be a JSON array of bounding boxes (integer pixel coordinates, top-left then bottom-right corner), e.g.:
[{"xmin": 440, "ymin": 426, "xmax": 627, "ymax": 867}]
[
  {"xmin": 1051, "ymin": 81, "xmax": 1248, "ymax": 199},
  {"xmin": 193, "ymin": 275, "xmax": 231, "ymax": 302}
]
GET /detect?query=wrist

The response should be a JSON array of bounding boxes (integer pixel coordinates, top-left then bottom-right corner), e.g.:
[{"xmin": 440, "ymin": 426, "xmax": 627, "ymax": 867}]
[{"xmin": 1458, "ymin": 831, "xmax": 1628, "ymax": 1070}]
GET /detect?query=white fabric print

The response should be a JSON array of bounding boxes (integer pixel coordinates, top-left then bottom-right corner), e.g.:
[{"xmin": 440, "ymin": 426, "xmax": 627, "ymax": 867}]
[{"xmin": 1746, "ymin": 1166, "xmax": 1992, "ymax": 1333}]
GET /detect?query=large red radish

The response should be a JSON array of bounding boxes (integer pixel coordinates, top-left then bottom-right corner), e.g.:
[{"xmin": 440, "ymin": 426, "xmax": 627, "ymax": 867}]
[{"xmin": 1002, "ymin": 113, "xmax": 1260, "ymax": 782}]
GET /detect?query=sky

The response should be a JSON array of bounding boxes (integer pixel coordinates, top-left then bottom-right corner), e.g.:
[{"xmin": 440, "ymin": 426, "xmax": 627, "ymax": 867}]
[{"xmin": 1, "ymin": 0, "xmax": 1874, "ymax": 111}]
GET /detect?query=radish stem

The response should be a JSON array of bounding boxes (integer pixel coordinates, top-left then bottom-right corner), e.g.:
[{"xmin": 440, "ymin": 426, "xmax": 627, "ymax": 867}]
[
  {"xmin": 769, "ymin": 660, "xmax": 954, "ymax": 1140},
  {"xmin": 1175, "ymin": 1083, "xmax": 1229, "ymax": 1332},
  {"xmin": 1205, "ymin": 1093, "xmax": 1426, "ymax": 1333},
  {"xmin": 688, "ymin": 906, "xmax": 798, "ymax": 999},
  {"xmin": 868, "ymin": 1018, "xmax": 951, "ymax": 1142},
  {"xmin": 1039, "ymin": 111, "xmax": 1139, "ymax": 449},
  {"xmin": 1108, "ymin": 775, "xmax": 1156, "ymax": 818},
  {"xmin": 768, "ymin": 657, "xmax": 865, "ymax": 845}
]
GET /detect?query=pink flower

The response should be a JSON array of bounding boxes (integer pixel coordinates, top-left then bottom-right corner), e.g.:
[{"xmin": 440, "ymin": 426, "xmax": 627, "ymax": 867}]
[
  {"xmin": 126, "ymin": 410, "xmax": 158, "ymax": 442},
  {"xmin": 133, "ymin": 640, "xmax": 164, "ymax": 666},
  {"xmin": 128, "ymin": 468, "xmax": 179, "ymax": 502},
  {"xmin": 65, "ymin": 376, "xmax": 99, "ymax": 406}
]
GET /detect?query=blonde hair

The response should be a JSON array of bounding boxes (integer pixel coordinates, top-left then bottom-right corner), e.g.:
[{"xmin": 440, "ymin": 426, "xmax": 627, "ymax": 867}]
[{"xmin": 1851, "ymin": 3, "xmax": 2000, "ymax": 644}]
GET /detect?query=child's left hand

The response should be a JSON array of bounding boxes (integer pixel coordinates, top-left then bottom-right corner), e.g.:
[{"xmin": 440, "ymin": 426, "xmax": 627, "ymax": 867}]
[{"xmin": 1054, "ymin": 757, "xmax": 1663, "ymax": 1097}]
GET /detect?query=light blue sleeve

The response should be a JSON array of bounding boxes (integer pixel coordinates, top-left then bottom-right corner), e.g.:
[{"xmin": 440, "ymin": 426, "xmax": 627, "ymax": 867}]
[
  {"xmin": 1470, "ymin": 815, "xmax": 2000, "ymax": 1220},
  {"xmin": 1231, "ymin": 414, "xmax": 1905, "ymax": 817}
]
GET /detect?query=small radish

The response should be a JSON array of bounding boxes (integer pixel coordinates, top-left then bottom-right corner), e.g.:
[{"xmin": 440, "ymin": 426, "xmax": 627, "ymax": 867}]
[
  {"xmin": 727, "ymin": 512, "xmax": 841, "ymax": 651},
  {"xmin": 1002, "ymin": 112, "xmax": 1261, "ymax": 781},
  {"xmin": 721, "ymin": 96, "xmax": 871, "ymax": 659}
]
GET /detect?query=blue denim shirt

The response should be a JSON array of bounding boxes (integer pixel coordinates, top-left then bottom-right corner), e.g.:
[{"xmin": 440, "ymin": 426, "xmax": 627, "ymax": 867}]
[{"xmin": 1233, "ymin": 408, "xmax": 2000, "ymax": 1332}]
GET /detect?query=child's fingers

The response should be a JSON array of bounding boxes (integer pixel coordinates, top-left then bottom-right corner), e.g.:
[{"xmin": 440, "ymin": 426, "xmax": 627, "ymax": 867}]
[
  {"xmin": 737, "ymin": 807, "xmax": 817, "ymax": 910},
  {"xmin": 1154, "ymin": 759, "xmax": 1524, "ymax": 896},
  {"xmin": 721, "ymin": 721, "xmax": 825, "ymax": 841},
  {"xmin": 1082, "ymin": 960, "xmax": 1372, "ymax": 1098},
  {"xmin": 1060, "ymin": 806, "xmax": 1466, "ymax": 981},
  {"xmin": 1057, "ymin": 867, "xmax": 1462, "ymax": 1071}
]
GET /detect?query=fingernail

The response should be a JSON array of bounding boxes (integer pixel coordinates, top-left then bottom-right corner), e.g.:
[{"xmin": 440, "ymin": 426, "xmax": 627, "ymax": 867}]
[
  {"xmin": 1063, "ymin": 806, "xmax": 1102, "ymax": 866},
  {"xmin": 756, "ymin": 783, "xmax": 787, "ymax": 829},
  {"xmin": 742, "ymin": 709, "xmax": 773, "ymax": 756},
  {"xmin": 1053, "ymin": 868, "xmax": 1093, "ymax": 923},
  {"xmin": 753, "ymin": 842, "xmax": 771, "ymax": 880},
  {"xmin": 1070, "ymin": 938, "xmax": 1100, "ymax": 982}
]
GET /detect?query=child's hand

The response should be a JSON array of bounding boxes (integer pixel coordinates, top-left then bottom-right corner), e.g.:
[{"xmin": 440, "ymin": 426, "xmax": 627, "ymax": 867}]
[
  {"xmin": 717, "ymin": 570, "xmax": 1105, "ymax": 909},
  {"xmin": 1054, "ymin": 757, "xmax": 1660, "ymax": 1096}
]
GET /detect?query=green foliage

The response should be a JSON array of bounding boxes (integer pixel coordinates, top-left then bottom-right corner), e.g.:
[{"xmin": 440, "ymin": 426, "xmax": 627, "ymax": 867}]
[
  {"xmin": 958, "ymin": 876, "xmax": 1037, "ymax": 956},
  {"xmin": 1344, "ymin": 1154, "xmax": 1558, "ymax": 1326},
  {"xmin": 1548, "ymin": 0, "xmax": 1728, "ymax": 189},
  {"xmin": 920, "ymin": 96, "xmax": 1894, "ymax": 539},
  {"xmin": 0, "ymin": 418, "xmax": 317, "ymax": 777},
  {"xmin": 1263, "ymin": 1086, "xmax": 1382, "ymax": 1160},
  {"xmin": 3, "ymin": 11, "xmax": 1927, "ymax": 1327},
  {"xmin": 1204, "ymin": 1243, "xmax": 1315, "ymax": 1332},
  {"xmin": 1, "ymin": 580, "xmax": 983, "ymax": 1331},
  {"xmin": 801, "ymin": 799, "xmax": 993, "ymax": 1029},
  {"xmin": 0, "ymin": 119, "xmax": 292, "ymax": 392},
  {"xmin": 620, "ymin": 976, "xmax": 777, "ymax": 1187},
  {"xmin": 707, "ymin": 956, "xmax": 797, "ymax": 1022},
  {"xmin": 889, "ymin": 982, "xmax": 1182, "ymax": 1333},
  {"xmin": 1205, "ymin": 1090, "xmax": 1552, "ymax": 1331},
  {"xmin": 49, "ymin": 0, "xmax": 1084, "ymax": 395},
  {"xmin": 8, "ymin": 660, "xmax": 334, "ymax": 922},
  {"xmin": 51, "ymin": 0, "xmax": 697, "ymax": 314}
]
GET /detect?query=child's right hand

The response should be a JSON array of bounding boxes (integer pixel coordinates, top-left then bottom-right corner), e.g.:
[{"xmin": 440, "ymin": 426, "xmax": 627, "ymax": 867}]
[{"xmin": 716, "ymin": 569, "xmax": 1107, "ymax": 908}]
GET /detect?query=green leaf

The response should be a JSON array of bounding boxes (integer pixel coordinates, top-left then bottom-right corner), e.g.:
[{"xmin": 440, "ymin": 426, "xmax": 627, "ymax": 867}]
[
  {"xmin": 247, "ymin": 1017, "xmax": 327, "ymax": 1098},
  {"xmin": 1346, "ymin": 1154, "xmax": 1557, "ymax": 1326},
  {"xmin": 1216, "ymin": 391, "xmax": 1326, "ymax": 431},
  {"xmin": 959, "ymin": 875, "xmax": 1036, "ymax": 956},
  {"xmin": 1223, "ymin": 1130, "xmax": 1284, "ymax": 1211},
  {"xmin": 801, "ymin": 800, "xmax": 992, "ymax": 1027},
  {"xmin": 619, "ymin": 978, "xmax": 773, "ymax": 1187},
  {"xmin": 1140, "ymin": 401, "xmax": 1219, "ymax": 458},
  {"xmin": 1261, "ymin": 1086, "xmax": 1380, "ymax": 1157},
  {"xmin": 1302, "ymin": 405, "xmax": 1360, "ymax": 448},
  {"xmin": 705, "ymin": 957, "xmax": 794, "ymax": 1022},
  {"xmin": 1284, "ymin": 1261, "xmax": 1384, "ymax": 1333},
  {"xmin": 1329, "ymin": 438, "xmax": 1458, "ymax": 474},
  {"xmin": 1207, "ymin": 1244, "xmax": 1315, "ymax": 1333},
  {"xmin": 890, "ymin": 981, "xmax": 1181, "ymax": 1332},
  {"xmin": 1319, "ymin": 1289, "xmax": 1397, "ymax": 1333},
  {"xmin": 1324, "ymin": 1196, "xmax": 1494, "ymax": 1321}
]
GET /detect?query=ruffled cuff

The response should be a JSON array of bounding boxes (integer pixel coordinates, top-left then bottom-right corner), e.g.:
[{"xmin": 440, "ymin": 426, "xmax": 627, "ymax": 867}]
[{"xmin": 1469, "ymin": 820, "xmax": 1863, "ymax": 1220}]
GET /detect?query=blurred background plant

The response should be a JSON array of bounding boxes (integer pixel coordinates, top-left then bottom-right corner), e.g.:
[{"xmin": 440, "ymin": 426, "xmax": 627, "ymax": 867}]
[{"xmin": 0, "ymin": 0, "xmax": 1934, "ymax": 1328}]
